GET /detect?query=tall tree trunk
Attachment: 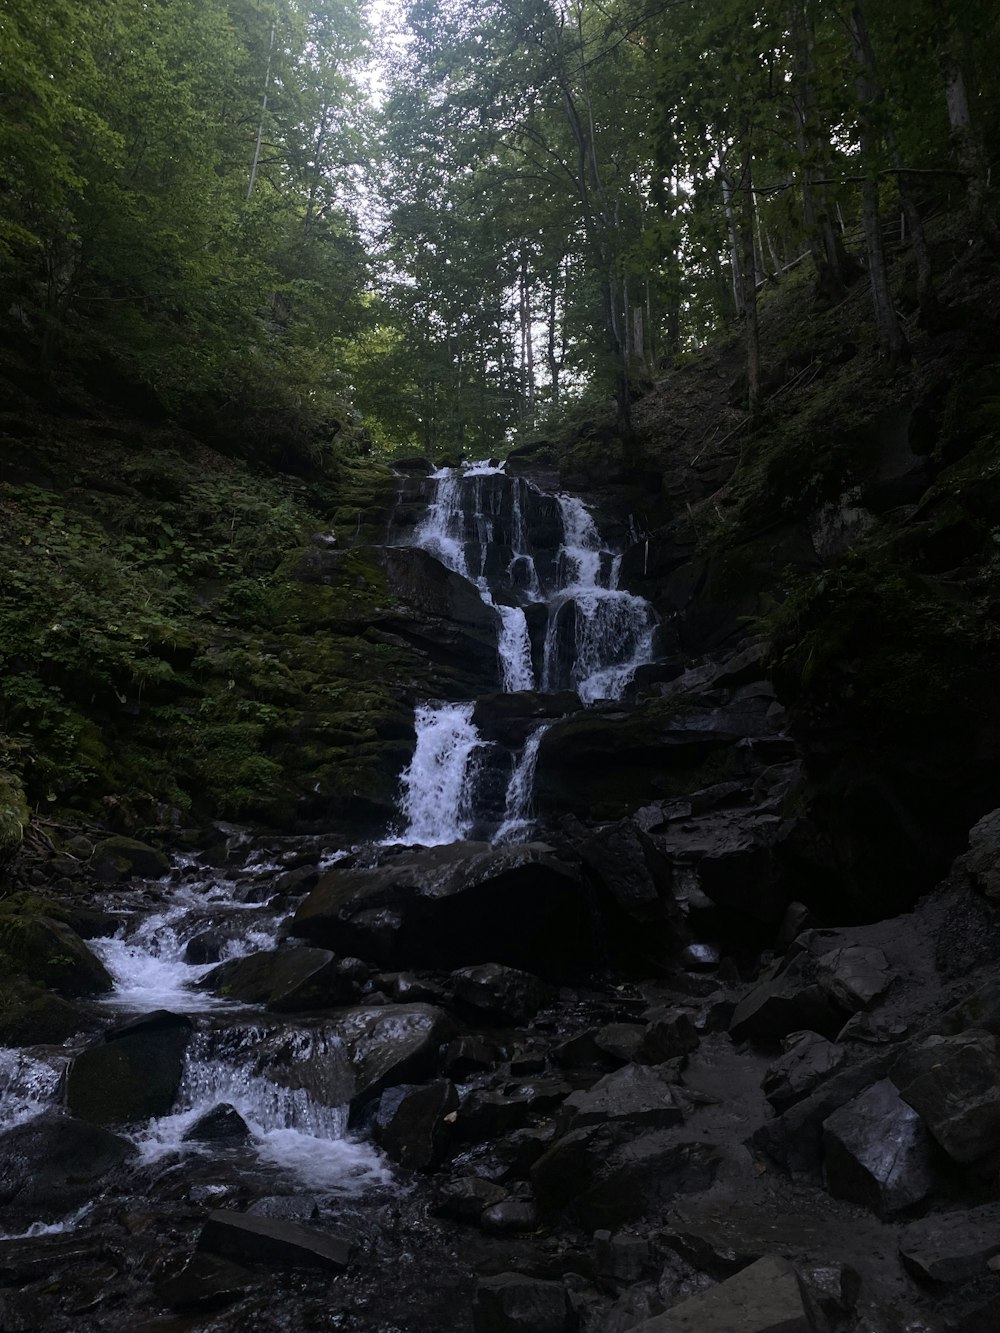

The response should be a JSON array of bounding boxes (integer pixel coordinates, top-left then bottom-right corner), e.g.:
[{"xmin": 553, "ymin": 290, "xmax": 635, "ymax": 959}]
[
  {"xmin": 849, "ymin": 4, "xmax": 909, "ymax": 366},
  {"xmin": 736, "ymin": 146, "xmax": 761, "ymax": 415}
]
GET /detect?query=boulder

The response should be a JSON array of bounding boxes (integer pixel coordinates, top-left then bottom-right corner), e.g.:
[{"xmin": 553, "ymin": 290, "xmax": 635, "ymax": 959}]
[
  {"xmin": 814, "ymin": 945, "xmax": 894, "ymax": 1013},
  {"xmin": 822, "ymin": 1079, "xmax": 934, "ymax": 1216},
  {"xmin": 442, "ymin": 1035, "xmax": 503, "ymax": 1077},
  {"xmin": 197, "ymin": 1210, "xmax": 354, "ymax": 1272},
  {"xmin": 0, "ymin": 977, "xmax": 92, "ymax": 1046},
  {"xmin": 627, "ymin": 1255, "xmax": 811, "ymax": 1333},
  {"xmin": 0, "ymin": 1111, "xmax": 134, "ymax": 1217},
  {"xmin": 531, "ymin": 1123, "xmax": 720, "ymax": 1229},
  {"xmin": 91, "ymin": 835, "xmax": 170, "ymax": 881},
  {"xmin": 730, "ymin": 955, "xmax": 843, "ymax": 1042},
  {"xmin": 451, "ymin": 963, "xmax": 552, "ymax": 1024},
  {"xmin": 66, "ymin": 1010, "xmax": 192, "ymax": 1125},
  {"xmin": 0, "ymin": 915, "xmax": 113, "ymax": 997},
  {"xmin": 578, "ymin": 820, "xmax": 674, "ymax": 923},
  {"xmin": 891, "ymin": 1030, "xmax": 1000, "ymax": 1163},
  {"xmin": 560, "ymin": 1063, "xmax": 684, "ymax": 1133},
  {"xmin": 762, "ymin": 1032, "xmax": 846, "ymax": 1113},
  {"xmin": 899, "ymin": 1204, "xmax": 1000, "ymax": 1284},
  {"xmin": 372, "ymin": 1080, "xmax": 458, "ymax": 1171},
  {"xmin": 459, "ymin": 1081, "xmax": 569, "ymax": 1141},
  {"xmin": 473, "ymin": 1272, "xmax": 577, "ymax": 1333},
  {"xmin": 661, "ymin": 1198, "xmax": 857, "ymax": 1281},
  {"xmin": 434, "ymin": 1177, "xmax": 509, "ymax": 1222},
  {"xmin": 289, "ymin": 841, "xmax": 595, "ymax": 976},
  {"xmin": 637, "ymin": 1008, "xmax": 701, "ymax": 1062},
  {"xmin": 336, "ymin": 1003, "xmax": 454, "ymax": 1115},
  {"xmin": 183, "ymin": 1104, "xmax": 252, "ymax": 1144},
  {"xmin": 199, "ymin": 947, "xmax": 344, "ymax": 1011}
]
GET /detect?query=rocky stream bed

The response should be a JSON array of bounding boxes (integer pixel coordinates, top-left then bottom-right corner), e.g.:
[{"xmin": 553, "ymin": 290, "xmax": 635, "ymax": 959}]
[{"xmin": 4, "ymin": 644, "xmax": 1000, "ymax": 1332}]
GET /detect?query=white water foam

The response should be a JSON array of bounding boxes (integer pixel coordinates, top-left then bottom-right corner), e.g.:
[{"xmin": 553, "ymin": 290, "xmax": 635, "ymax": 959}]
[
  {"xmin": 91, "ymin": 879, "xmax": 282, "ymax": 1013},
  {"xmin": 396, "ymin": 702, "xmax": 484, "ymax": 845},
  {"xmin": 0, "ymin": 1048, "xmax": 64, "ymax": 1131},
  {"xmin": 132, "ymin": 1028, "xmax": 391, "ymax": 1194}
]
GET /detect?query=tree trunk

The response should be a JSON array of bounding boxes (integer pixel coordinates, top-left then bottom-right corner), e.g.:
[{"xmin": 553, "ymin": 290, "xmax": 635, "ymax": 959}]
[
  {"xmin": 737, "ymin": 147, "xmax": 761, "ymax": 415},
  {"xmin": 849, "ymin": 4, "xmax": 909, "ymax": 366}
]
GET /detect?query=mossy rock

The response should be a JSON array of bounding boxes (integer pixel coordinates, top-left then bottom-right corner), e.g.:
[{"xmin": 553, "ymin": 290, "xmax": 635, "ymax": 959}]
[
  {"xmin": 0, "ymin": 915, "xmax": 113, "ymax": 996},
  {"xmin": 92, "ymin": 835, "xmax": 170, "ymax": 881},
  {"xmin": 0, "ymin": 772, "xmax": 29, "ymax": 869},
  {"xmin": 0, "ymin": 975, "xmax": 94, "ymax": 1045}
]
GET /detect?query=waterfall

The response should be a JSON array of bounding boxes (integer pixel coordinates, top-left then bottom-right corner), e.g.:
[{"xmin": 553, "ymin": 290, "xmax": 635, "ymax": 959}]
[
  {"xmin": 494, "ymin": 722, "xmax": 552, "ymax": 845},
  {"xmin": 396, "ymin": 702, "xmax": 483, "ymax": 846},
  {"xmin": 393, "ymin": 460, "xmax": 658, "ymax": 845}
]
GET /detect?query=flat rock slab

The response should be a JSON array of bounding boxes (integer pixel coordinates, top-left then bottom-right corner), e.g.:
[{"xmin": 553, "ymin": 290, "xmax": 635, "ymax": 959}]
[
  {"xmin": 661, "ymin": 1199, "xmax": 860, "ymax": 1279},
  {"xmin": 560, "ymin": 1062, "xmax": 684, "ymax": 1132},
  {"xmin": 198, "ymin": 1210, "xmax": 355, "ymax": 1272},
  {"xmin": 891, "ymin": 1030, "xmax": 1000, "ymax": 1163},
  {"xmin": 899, "ymin": 1204, "xmax": 1000, "ymax": 1284},
  {"xmin": 629, "ymin": 1254, "xmax": 811, "ymax": 1332}
]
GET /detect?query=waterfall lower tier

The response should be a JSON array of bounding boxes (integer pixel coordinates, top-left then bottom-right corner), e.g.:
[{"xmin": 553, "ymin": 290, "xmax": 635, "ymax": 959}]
[
  {"xmin": 397, "ymin": 703, "xmax": 483, "ymax": 845},
  {"xmin": 494, "ymin": 722, "xmax": 551, "ymax": 845}
]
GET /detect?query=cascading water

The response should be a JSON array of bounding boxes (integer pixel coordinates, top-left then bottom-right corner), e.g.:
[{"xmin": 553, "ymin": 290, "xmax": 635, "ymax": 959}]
[{"xmin": 393, "ymin": 460, "xmax": 659, "ymax": 844}]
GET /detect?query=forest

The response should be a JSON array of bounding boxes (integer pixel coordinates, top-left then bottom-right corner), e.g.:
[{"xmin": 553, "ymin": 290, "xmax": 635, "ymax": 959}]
[{"xmin": 5, "ymin": 0, "xmax": 997, "ymax": 454}]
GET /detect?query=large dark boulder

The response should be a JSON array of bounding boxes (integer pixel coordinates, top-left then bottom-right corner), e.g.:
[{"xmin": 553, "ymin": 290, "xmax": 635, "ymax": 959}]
[
  {"xmin": 288, "ymin": 841, "xmax": 595, "ymax": 976},
  {"xmin": 730, "ymin": 954, "xmax": 843, "ymax": 1042},
  {"xmin": 336, "ymin": 1003, "xmax": 455, "ymax": 1116},
  {"xmin": 451, "ymin": 963, "xmax": 552, "ymax": 1024},
  {"xmin": 899, "ymin": 1203, "xmax": 1000, "ymax": 1285},
  {"xmin": 66, "ymin": 1010, "xmax": 192, "ymax": 1125},
  {"xmin": 0, "ymin": 1113, "xmax": 135, "ymax": 1218},
  {"xmin": 559, "ymin": 1063, "xmax": 684, "ymax": 1134},
  {"xmin": 197, "ymin": 1210, "xmax": 354, "ymax": 1272},
  {"xmin": 627, "ymin": 1254, "xmax": 812, "ymax": 1333},
  {"xmin": 91, "ymin": 835, "xmax": 170, "ymax": 881},
  {"xmin": 0, "ymin": 916, "xmax": 113, "ymax": 997},
  {"xmin": 891, "ymin": 1030, "xmax": 1000, "ymax": 1163},
  {"xmin": 372, "ymin": 1080, "xmax": 458, "ymax": 1171}
]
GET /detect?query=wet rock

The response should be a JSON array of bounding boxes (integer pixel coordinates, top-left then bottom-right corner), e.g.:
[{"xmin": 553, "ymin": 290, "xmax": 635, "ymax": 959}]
[
  {"xmin": 66, "ymin": 1011, "xmax": 191, "ymax": 1125},
  {"xmin": 473, "ymin": 691, "xmax": 582, "ymax": 748},
  {"xmin": 761, "ymin": 1032, "xmax": 847, "ymax": 1112},
  {"xmin": 289, "ymin": 841, "xmax": 595, "ymax": 976},
  {"xmin": 91, "ymin": 835, "xmax": 170, "ymax": 881},
  {"xmin": 637, "ymin": 1008, "xmax": 700, "ymax": 1062},
  {"xmin": 480, "ymin": 1199, "xmax": 539, "ymax": 1234},
  {"xmin": 822, "ymin": 1079, "xmax": 935, "ymax": 1216},
  {"xmin": 434, "ymin": 1177, "xmax": 509, "ymax": 1222},
  {"xmin": 155, "ymin": 1252, "xmax": 256, "ymax": 1312},
  {"xmin": 532, "ymin": 1123, "xmax": 720, "ymax": 1229},
  {"xmin": 0, "ymin": 1113, "xmax": 135, "ymax": 1217},
  {"xmin": 899, "ymin": 1203, "xmax": 1000, "ymax": 1285},
  {"xmin": 577, "ymin": 818, "xmax": 674, "ymax": 925},
  {"xmin": 459, "ymin": 1081, "xmax": 569, "ymax": 1141},
  {"xmin": 336, "ymin": 1002, "xmax": 455, "ymax": 1113},
  {"xmin": 595, "ymin": 1023, "xmax": 647, "ymax": 1065},
  {"xmin": 891, "ymin": 1030, "xmax": 1000, "ymax": 1163},
  {"xmin": 753, "ymin": 1055, "xmax": 890, "ymax": 1176},
  {"xmin": 451, "ymin": 963, "xmax": 552, "ymax": 1024},
  {"xmin": 729, "ymin": 954, "xmax": 843, "ymax": 1042},
  {"xmin": 560, "ymin": 1063, "xmax": 684, "ymax": 1133},
  {"xmin": 628, "ymin": 1254, "xmax": 811, "ymax": 1332},
  {"xmin": 0, "ymin": 915, "xmax": 113, "ymax": 997},
  {"xmin": 200, "ymin": 946, "xmax": 344, "ymax": 1011},
  {"xmin": 372, "ymin": 1080, "xmax": 458, "ymax": 1171},
  {"xmin": 183, "ymin": 1103, "xmax": 252, "ymax": 1144},
  {"xmin": 197, "ymin": 1210, "xmax": 355, "ymax": 1272},
  {"xmin": 473, "ymin": 1272, "xmax": 577, "ymax": 1333},
  {"xmin": 184, "ymin": 928, "xmax": 236, "ymax": 964},
  {"xmin": 814, "ymin": 944, "xmax": 894, "ymax": 1013},
  {"xmin": 443, "ymin": 1034, "xmax": 504, "ymax": 1077}
]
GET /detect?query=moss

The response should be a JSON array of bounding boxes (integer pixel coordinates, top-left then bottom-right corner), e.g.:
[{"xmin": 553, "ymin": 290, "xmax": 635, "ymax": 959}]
[{"xmin": 0, "ymin": 771, "xmax": 29, "ymax": 868}]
